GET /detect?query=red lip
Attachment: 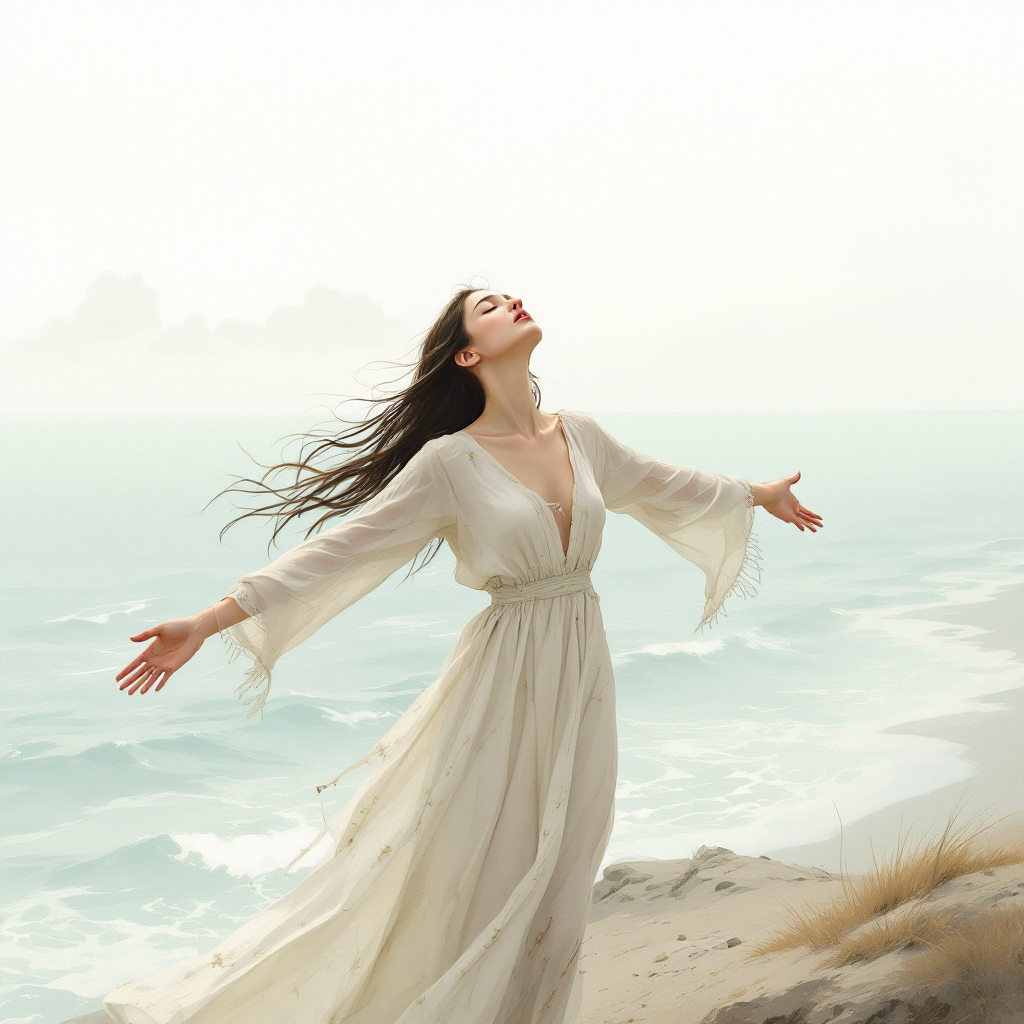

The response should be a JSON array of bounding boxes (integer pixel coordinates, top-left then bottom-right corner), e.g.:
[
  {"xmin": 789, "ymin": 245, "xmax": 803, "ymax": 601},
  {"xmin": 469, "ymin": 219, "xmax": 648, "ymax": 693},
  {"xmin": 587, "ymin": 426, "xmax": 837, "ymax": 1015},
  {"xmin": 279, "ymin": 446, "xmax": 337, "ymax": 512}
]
[{"xmin": 513, "ymin": 310, "xmax": 531, "ymax": 322}]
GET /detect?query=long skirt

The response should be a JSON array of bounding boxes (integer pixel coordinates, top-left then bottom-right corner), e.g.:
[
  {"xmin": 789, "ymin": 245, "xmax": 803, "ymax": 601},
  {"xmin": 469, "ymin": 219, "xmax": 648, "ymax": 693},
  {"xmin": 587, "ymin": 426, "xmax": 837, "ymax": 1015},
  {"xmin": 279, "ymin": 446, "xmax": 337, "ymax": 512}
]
[{"xmin": 103, "ymin": 570, "xmax": 617, "ymax": 1024}]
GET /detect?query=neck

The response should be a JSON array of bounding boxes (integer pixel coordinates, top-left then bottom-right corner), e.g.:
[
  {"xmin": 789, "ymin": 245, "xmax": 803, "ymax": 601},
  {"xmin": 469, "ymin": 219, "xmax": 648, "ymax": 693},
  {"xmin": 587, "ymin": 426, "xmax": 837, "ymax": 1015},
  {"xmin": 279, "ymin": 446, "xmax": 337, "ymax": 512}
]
[{"xmin": 474, "ymin": 348, "xmax": 548, "ymax": 438}]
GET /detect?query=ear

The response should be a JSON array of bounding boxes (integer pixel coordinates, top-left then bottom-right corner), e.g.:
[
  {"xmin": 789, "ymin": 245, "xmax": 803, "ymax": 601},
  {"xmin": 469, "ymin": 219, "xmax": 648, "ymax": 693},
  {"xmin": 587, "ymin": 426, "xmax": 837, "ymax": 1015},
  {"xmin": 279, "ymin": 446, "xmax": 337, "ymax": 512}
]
[{"xmin": 454, "ymin": 348, "xmax": 480, "ymax": 368}]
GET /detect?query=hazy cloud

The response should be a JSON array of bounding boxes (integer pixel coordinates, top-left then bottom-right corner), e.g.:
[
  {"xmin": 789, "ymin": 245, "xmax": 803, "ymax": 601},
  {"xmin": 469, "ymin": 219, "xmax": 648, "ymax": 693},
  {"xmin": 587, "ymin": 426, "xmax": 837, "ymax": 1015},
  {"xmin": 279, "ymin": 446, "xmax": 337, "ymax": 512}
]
[
  {"xmin": 0, "ymin": 274, "xmax": 429, "ymax": 416},
  {"xmin": 215, "ymin": 286, "xmax": 417, "ymax": 351},
  {"xmin": 9, "ymin": 272, "xmax": 160, "ymax": 351},
  {"xmin": 4, "ymin": 275, "xmax": 419, "ymax": 357}
]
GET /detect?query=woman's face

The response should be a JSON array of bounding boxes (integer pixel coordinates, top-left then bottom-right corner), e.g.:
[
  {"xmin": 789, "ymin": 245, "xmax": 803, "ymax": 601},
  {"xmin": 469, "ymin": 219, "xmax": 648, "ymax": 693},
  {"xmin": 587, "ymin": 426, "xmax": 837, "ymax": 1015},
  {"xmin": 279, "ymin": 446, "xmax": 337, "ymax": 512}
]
[{"xmin": 457, "ymin": 290, "xmax": 542, "ymax": 371}]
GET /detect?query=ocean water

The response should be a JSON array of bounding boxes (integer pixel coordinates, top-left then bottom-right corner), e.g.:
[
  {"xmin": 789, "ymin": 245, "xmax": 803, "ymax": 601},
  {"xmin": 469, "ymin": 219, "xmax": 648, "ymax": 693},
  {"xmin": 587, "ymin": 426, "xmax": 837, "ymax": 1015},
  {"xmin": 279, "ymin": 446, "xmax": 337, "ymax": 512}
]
[{"xmin": 1, "ymin": 410, "xmax": 1022, "ymax": 1023}]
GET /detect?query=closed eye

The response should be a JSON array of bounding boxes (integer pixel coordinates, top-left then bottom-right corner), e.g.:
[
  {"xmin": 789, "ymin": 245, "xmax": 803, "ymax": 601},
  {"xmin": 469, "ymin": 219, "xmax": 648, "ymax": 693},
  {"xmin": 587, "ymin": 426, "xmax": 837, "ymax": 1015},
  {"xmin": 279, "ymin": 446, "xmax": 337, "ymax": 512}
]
[{"xmin": 479, "ymin": 294, "xmax": 511, "ymax": 315}]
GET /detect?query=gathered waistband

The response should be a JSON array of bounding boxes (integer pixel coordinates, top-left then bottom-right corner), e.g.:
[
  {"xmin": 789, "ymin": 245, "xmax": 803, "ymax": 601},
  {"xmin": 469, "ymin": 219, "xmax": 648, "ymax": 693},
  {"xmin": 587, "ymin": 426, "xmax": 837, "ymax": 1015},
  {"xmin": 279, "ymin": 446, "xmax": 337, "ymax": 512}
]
[{"xmin": 486, "ymin": 567, "xmax": 597, "ymax": 604}]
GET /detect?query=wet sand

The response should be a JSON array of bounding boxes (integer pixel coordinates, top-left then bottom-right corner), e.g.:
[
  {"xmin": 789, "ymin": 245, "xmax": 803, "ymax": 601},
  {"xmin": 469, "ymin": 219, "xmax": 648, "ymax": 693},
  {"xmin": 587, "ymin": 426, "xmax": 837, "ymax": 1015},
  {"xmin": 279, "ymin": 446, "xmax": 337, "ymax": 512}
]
[{"xmin": 757, "ymin": 582, "xmax": 1024, "ymax": 875}]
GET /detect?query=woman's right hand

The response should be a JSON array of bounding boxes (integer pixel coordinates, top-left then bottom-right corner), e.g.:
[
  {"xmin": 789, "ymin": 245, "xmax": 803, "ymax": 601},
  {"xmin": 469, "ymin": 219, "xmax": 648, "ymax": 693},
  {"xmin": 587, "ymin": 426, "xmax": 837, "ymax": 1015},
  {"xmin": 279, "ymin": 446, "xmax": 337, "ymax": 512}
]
[{"xmin": 116, "ymin": 615, "xmax": 209, "ymax": 696}]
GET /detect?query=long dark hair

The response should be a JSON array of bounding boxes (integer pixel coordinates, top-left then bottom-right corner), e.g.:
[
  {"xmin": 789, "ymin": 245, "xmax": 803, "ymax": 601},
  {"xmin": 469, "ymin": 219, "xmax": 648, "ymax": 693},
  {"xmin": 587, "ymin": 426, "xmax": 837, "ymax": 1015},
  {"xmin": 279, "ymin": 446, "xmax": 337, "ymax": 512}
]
[{"xmin": 210, "ymin": 284, "xmax": 542, "ymax": 572}]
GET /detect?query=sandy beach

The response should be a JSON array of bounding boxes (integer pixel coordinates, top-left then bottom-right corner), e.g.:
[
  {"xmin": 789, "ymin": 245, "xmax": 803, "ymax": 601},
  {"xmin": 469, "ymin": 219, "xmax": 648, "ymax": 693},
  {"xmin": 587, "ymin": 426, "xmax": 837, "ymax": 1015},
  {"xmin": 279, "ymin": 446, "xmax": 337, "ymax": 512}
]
[{"xmin": 757, "ymin": 581, "xmax": 1024, "ymax": 876}]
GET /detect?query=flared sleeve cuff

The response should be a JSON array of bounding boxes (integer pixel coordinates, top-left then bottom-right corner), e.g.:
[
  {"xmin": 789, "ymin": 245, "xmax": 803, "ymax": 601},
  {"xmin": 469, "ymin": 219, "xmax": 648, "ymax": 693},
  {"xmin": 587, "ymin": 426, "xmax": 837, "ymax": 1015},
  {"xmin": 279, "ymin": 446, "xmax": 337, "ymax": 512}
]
[
  {"xmin": 693, "ymin": 477, "xmax": 764, "ymax": 634},
  {"xmin": 219, "ymin": 580, "xmax": 275, "ymax": 721}
]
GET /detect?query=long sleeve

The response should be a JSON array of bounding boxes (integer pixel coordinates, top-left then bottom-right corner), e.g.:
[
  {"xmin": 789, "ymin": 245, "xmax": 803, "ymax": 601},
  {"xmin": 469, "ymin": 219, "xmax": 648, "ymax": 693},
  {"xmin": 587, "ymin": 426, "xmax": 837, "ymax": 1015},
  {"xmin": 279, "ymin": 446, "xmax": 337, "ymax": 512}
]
[
  {"xmin": 574, "ymin": 412, "xmax": 762, "ymax": 633},
  {"xmin": 220, "ymin": 439, "xmax": 454, "ymax": 719}
]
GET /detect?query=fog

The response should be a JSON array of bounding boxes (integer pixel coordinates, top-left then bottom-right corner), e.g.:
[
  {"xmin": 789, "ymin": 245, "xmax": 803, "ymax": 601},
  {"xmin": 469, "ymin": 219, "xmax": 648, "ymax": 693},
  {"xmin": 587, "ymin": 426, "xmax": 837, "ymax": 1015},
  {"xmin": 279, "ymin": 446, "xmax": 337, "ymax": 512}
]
[{"xmin": 2, "ymin": 0, "xmax": 1020, "ymax": 415}]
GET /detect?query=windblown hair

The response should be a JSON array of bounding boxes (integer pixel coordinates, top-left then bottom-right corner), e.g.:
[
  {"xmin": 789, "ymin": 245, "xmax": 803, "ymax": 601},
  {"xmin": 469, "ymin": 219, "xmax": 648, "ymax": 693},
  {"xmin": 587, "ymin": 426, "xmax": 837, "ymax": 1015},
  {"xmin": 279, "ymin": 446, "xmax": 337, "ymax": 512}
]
[{"xmin": 209, "ymin": 284, "xmax": 542, "ymax": 574}]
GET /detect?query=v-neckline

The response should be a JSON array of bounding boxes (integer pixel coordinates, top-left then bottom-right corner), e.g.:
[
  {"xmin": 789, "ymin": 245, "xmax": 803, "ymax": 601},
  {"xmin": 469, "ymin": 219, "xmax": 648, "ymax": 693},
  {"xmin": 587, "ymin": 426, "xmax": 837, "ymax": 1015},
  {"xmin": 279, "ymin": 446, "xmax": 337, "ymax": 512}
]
[{"xmin": 456, "ymin": 411, "xmax": 578, "ymax": 564}]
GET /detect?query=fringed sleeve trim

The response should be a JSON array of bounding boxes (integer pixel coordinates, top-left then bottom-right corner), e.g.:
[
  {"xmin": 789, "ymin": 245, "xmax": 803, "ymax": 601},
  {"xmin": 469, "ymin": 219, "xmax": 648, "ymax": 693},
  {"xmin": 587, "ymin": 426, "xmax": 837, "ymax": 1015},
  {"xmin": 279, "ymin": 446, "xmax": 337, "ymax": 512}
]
[
  {"xmin": 219, "ymin": 580, "xmax": 273, "ymax": 721},
  {"xmin": 694, "ymin": 480, "xmax": 764, "ymax": 634}
]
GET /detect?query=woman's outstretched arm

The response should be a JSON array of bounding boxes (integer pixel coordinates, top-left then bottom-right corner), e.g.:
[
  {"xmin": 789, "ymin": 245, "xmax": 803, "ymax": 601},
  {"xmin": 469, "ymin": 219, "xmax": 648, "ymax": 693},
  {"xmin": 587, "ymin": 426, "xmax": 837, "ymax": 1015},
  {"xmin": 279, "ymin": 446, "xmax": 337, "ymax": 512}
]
[
  {"xmin": 568, "ymin": 410, "xmax": 824, "ymax": 631},
  {"xmin": 115, "ymin": 595, "xmax": 250, "ymax": 697},
  {"xmin": 116, "ymin": 437, "xmax": 455, "ymax": 717}
]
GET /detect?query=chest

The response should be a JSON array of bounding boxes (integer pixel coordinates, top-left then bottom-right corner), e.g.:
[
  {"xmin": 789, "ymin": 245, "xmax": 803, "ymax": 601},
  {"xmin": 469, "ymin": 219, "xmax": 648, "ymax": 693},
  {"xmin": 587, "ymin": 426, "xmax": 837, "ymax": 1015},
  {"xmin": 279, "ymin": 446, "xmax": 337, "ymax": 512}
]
[
  {"xmin": 463, "ymin": 429, "xmax": 576, "ymax": 515},
  {"xmin": 447, "ymin": 427, "xmax": 604, "ymax": 564}
]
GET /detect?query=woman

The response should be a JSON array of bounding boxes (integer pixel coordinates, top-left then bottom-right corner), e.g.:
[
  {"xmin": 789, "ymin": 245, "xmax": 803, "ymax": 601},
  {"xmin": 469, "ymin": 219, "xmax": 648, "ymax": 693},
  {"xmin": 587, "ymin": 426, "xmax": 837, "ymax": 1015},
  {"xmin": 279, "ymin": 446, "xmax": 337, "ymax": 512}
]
[{"xmin": 104, "ymin": 286, "xmax": 821, "ymax": 1024}]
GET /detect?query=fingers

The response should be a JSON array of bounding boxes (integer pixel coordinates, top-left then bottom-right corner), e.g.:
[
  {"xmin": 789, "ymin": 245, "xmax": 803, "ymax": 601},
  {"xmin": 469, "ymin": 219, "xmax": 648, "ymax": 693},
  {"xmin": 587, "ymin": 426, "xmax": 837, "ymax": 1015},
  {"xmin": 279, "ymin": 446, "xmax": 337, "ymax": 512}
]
[
  {"xmin": 129, "ymin": 665, "xmax": 163, "ymax": 695},
  {"xmin": 116, "ymin": 654, "xmax": 146, "ymax": 682},
  {"xmin": 120, "ymin": 661, "xmax": 173, "ymax": 695},
  {"xmin": 119, "ymin": 662, "xmax": 153, "ymax": 689},
  {"xmin": 125, "ymin": 666, "xmax": 156, "ymax": 694},
  {"xmin": 140, "ymin": 667, "xmax": 169, "ymax": 694},
  {"xmin": 130, "ymin": 628, "xmax": 159, "ymax": 642},
  {"xmin": 795, "ymin": 506, "xmax": 822, "ymax": 532}
]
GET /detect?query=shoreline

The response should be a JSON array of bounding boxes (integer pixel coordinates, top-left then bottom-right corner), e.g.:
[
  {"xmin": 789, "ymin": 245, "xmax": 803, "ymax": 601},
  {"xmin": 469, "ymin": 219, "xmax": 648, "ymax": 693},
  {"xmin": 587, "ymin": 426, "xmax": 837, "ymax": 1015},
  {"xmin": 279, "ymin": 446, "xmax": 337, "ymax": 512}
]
[{"xmin": 757, "ymin": 581, "xmax": 1024, "ymax": 875}]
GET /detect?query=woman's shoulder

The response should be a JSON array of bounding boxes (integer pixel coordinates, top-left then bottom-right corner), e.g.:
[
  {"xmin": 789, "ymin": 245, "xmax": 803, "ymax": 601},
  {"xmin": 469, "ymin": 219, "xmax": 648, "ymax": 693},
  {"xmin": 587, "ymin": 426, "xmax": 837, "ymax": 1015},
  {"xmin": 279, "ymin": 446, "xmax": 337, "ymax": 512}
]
[
  {"xmin": 557, "ymin": 408, "xmax": 596, "ymax": 427},
  {"xmin": 411, "ymin": 433, "xmax": 467, "ymax": 472},
  {"xmin": 387, "ymin": 437, "xmax": 452, "ymax": 481},
  {"xmin": 557, "ymin": 408, "xmax": 603, "ymax": 440},
  {"xmin": 419, "ymin": 432, "xmax": 465, "ymax": 456}
]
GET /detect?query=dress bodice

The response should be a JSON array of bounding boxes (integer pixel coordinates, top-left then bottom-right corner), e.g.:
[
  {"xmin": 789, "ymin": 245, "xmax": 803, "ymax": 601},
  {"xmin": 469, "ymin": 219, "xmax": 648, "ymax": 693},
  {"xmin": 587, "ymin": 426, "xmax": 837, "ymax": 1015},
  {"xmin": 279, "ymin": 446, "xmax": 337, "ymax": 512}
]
[{"xmin": 434, "ymin": 415, "xmax": 607, "ymax": 593}]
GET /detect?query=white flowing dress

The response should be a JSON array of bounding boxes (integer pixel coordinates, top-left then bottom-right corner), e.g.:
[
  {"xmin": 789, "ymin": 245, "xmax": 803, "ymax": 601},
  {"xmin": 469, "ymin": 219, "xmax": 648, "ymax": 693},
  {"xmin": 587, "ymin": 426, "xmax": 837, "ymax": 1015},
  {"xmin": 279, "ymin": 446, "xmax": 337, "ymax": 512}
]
[{"xmin": 103, "ymin": 409, "xmax": 761, "ymax": 1024}]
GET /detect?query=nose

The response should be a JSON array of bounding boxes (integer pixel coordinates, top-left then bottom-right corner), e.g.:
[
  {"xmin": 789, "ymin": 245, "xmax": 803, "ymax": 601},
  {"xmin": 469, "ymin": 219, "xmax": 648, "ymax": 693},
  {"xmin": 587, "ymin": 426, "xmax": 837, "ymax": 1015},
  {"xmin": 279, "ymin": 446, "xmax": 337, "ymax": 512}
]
[{"xmin": 508, "ymin": 296, "xmax": 523, "ymax": 311}]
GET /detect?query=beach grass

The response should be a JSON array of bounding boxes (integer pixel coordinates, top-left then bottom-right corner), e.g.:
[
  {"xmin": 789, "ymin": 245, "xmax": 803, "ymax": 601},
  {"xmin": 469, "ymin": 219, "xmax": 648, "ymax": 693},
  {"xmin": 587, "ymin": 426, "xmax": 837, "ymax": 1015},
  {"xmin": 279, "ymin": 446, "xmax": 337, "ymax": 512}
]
[
  {"xmin": 893, "ymin": 902, "xmax": 1024, "ymax": 1022},
  {"xmin": 745, "ymin": 791, "xmax": 1024, "ymax": 960}
]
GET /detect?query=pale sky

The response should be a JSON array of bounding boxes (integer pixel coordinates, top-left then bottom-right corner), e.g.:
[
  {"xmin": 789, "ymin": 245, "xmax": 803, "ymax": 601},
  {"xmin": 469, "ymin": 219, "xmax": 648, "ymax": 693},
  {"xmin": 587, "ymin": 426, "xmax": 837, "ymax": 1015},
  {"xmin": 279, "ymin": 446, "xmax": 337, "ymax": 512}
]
[{"xmin": 1, "ymin": 0, "xmax": 1021, "ymax": 416}]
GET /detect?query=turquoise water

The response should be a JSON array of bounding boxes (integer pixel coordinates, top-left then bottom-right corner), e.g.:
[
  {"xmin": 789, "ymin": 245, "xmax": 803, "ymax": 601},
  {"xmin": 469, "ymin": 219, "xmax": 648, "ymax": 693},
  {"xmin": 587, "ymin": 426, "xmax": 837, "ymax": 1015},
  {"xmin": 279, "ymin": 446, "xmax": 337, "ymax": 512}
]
[{"xmin": 2, "ymin": 410, "xmax": 1021, "ymax": 1023}]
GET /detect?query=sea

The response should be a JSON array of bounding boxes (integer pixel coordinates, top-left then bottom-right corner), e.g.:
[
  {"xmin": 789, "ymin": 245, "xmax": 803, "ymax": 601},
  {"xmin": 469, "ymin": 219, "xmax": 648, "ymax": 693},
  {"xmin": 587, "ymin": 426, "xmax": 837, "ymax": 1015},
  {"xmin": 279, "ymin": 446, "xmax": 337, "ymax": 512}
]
[{"xmin": 2, "ymin": 410, "xmax": 1022, "ymax": 1023}]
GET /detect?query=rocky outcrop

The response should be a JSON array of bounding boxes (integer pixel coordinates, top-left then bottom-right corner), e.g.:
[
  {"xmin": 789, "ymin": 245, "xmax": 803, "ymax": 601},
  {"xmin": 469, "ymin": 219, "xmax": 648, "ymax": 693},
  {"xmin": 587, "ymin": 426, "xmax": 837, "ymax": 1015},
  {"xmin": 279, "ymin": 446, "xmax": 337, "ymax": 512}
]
[{"xmin": 578, "ymin": 846, "xmax": 1024, "ymax": 1024}]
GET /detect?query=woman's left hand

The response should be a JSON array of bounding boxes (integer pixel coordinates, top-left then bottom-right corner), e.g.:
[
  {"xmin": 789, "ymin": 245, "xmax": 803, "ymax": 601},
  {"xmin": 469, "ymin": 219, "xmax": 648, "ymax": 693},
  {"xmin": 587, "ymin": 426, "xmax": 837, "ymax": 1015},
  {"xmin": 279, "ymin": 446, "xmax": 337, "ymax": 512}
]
[{"xmin": 754, "ymin": 472, "xmax": 823, "ymax": 532}]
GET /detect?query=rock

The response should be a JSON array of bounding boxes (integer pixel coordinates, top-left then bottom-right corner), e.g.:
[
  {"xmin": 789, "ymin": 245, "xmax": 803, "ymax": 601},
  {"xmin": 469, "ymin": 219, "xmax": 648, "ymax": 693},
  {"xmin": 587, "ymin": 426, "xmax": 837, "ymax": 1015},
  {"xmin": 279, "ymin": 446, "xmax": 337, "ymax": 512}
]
[
  {"xmin": 592, "ymin": 865, "xmax": 654, "ymax": 902},
  {"xmin": 677, "ymin": 933, "xmax": 687, "ymax": 940},
  {"xmin": 603, "ymin": 865, "xmax": 641, "ymax": 883},
  {"xmin": 715, "ymin": 880, "xmax": 736, "ymax": 891},
  {"xmin": 721, "ymin": 885, "xmax": 756, "ymax": 896},
  {"xmin": 726, "ymin": 937, "xmax": 741, "ymax": 948},
  {"xmin": 698, "ymin": 977, "xmax": 836, "ymax": 1023},
  {"xmin": 694, "ymin": 845, "xmax": 735, "ymax": 860},
  {"xmin": 653, "ymin": 952, "xmax": 668, "ymax": 962},
  {"xmin": 759, "ymin": 854, "xmax": 771, "ymax": 860},
  {"xmin": 696, "ymin": 972, "xmax": 976, "ymax": 1024},
  {"xmin": 668, "ymin": 863, "xmax": 702, "ymax": 894}
]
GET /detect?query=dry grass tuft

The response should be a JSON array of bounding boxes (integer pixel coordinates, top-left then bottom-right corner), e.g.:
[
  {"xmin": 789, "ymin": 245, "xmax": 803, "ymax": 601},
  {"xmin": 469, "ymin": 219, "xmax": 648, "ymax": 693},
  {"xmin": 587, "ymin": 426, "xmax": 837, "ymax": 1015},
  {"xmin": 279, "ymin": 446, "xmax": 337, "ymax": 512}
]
[
  {"xmin": 745, "ymin": 789, "xmax": 1024, "ymax": 961},
  {"xmin": 816, "ymin": 902, "xmax": 969, "ymax": 968},
  {"xmin": 895, "ymin": 902, "xmax": 1024, "ymax": 1021}
]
